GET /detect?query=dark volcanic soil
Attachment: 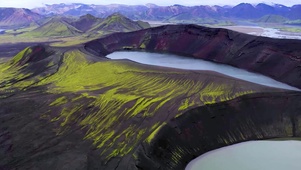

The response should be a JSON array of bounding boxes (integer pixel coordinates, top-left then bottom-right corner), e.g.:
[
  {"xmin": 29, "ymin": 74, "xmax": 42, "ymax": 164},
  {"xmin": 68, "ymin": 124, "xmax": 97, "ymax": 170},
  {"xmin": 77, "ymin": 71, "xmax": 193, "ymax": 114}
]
[{"xmin": 136, "ymin": 92, "xmax": 301, "ymax": 169}]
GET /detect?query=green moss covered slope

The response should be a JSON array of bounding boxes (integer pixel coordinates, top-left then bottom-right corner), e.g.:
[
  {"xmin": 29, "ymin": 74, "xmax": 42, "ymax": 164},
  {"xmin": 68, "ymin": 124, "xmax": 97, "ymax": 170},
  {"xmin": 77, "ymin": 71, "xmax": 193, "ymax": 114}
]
[{"xmin": 0, "ymin": 44, "xmax": 289, "ymax": 169}]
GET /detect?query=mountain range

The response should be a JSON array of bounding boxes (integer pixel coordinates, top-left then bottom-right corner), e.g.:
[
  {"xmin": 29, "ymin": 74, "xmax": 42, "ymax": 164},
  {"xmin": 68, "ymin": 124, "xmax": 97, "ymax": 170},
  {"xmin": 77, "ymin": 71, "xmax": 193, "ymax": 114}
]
[
  {"xmin": 6, "ymin": 13, "xmax": 150, "ymax": 38},
  {"xmin": 32, "ymin": 3, "xmax": 301, "ymax": 21},
  {"xmin": 1, "ymin": 3, "xmax": 301, "ymax": 28}
]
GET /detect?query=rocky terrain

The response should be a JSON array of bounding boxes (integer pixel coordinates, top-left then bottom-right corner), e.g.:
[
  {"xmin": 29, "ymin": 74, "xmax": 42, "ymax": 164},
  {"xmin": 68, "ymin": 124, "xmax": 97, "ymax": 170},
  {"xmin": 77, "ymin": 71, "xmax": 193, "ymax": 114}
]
[{"xmin": 0, "ymin": 24, "xmax": 301, "ymax": 170}]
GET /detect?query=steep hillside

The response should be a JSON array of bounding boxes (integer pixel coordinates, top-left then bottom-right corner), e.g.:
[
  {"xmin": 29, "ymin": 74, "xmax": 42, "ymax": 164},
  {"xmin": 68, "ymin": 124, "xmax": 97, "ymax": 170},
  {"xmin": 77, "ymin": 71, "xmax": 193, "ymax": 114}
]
[
  {"xmin": 22, "ymin": 18, "xmax": 83, "ymax": 37},
  {"xmin": 138, "ymin": 92, "xmax": 301, "ymax": 169},
  {"xmin": 0, "ymin": 8, "xmax": 43, "ymax": 27},
  {"xmin": 88, "ymin": 13, "xmax": 150, "ymax": 33}
]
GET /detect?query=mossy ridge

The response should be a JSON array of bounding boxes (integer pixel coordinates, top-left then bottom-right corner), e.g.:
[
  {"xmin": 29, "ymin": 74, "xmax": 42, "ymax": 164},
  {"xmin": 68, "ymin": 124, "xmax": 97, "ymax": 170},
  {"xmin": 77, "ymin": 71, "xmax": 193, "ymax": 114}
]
[
  {"xmin": 50, "ymin": 96, "xmax": 68, "ymax": 106},
  {"xmin": 11, "ymin": 47, "xmax": 33, "ymax": 65},
  {"xmin": 0, "ymin": 45, "xmax": 63, "ymax": 95},
  {"xmin": 0, "ymin": 47, "xmax": 34, "ymax": 92},
  {"xmin": 29, "ymin": 49, "xmax": 268, "ymax": 160},
  {"xmin": 88, "ymin": 13, "xmax": 149, "ymax": 34},
  {"xmin": 0, "ymin": 47, "xmax": 275, "ymax": 160},
  {"xmin": 21, "ymin": 19, "xmax": 83, "ymax": 38},
  {"xmin": 146, "ymin": 123, "xmax": 167, "ymax": 143},
  {"xmin": 0, "ymin": 54, "xmax": 30, "ymax": 87}
]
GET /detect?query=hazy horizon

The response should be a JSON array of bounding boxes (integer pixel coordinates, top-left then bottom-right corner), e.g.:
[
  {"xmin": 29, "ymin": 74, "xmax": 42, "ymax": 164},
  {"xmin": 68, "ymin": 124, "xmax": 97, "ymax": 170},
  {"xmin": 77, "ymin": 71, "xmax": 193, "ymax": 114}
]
[{"xmin": 0, "ymin": 0, "xmax": 300, "ymax": 9}]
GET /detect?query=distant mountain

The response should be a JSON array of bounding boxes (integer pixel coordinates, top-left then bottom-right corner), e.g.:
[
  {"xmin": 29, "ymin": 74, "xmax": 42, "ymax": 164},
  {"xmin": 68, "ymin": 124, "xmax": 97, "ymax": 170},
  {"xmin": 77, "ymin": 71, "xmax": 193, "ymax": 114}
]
[
  {"xmin": 165, "ymin": 12, "xmax": 233, "ymax": 26},
  {"xmin": 228, "ymin": 3, "xmax": 259, "ymax": 19},
  {"xmin": 288, "ymin": 5, "xmax": 301, "ymax": 20},
  {"xmin": 32, "ymin": 3, "xmax": 301, "ymax": 21},
  {"xmin": 2, "ymin": 3, "xmax": 301, "ymax": 29},
  {"xmin": 32, "ymin": 3, "xmax": 85, "ymax": 16},
  {"xmin": 143, "ymin": 5, "xmax": 189, "ymax": 20},
  {"xmin": 17, "ymin": 13, "xmax": 149, "ymax": 37},
  {"xmin": 70, "ymin": 14, "xmax": 103, "ymax": 32},
  {"xmin": 22, "ymin": 18, "xmax": 82, "ymax": 37},
  {"xmin": 88, "ymin": 13, "xmax": 150, "ymax": 33},
  {"xmin": 0, "ymin": 8, "xmax": 43, "ymax": 28},
  {"xmin": 64, "ymin": 4, "xmax": 99, "ymax": 17},
  {"xmin": 37, "ymin": 15, "xmax": 77, "ymax": 26},
  {"xmin": 32, "ymin": 3, "xmax": 149, "ymax": 19},
  {"xmin": 255, "ymin": 3, "xmax": 276, "ymax": 16}
]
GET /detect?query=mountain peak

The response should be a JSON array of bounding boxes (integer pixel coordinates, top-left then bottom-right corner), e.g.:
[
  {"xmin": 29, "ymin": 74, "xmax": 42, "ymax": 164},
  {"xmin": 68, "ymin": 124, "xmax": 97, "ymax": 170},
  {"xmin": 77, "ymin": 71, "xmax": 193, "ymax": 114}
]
[
  {"xmin": 71, "ymin": 14, "xmax": 102, "ymax": 32},
  {"xmin": 107, "ymin": 12, "xmax": 126, "ymax": 18},
  {"xmin": 102, "ymin": 13, "xmax": 132, "ymax": 24},
  {"xmin": 88, "ymin": 13, "xmax": 149, "ymax": 33},
  {"xmin": 46, "ymin": 16, "xmax": 73, "ymax": 23},
  {"xmin": 235, "ymin": 3, "xmax": 255, "ymax": 7},
  {"xmin": 24, "ymin": 17, "xmax": 82, "ymax": 37},
  {"xmin": 256, "ymin": 3, "xmax": 270, "ymax": 8},
  {"xmin": 80, "ymin": 13, "xmax": 97, "ymax": 19}
]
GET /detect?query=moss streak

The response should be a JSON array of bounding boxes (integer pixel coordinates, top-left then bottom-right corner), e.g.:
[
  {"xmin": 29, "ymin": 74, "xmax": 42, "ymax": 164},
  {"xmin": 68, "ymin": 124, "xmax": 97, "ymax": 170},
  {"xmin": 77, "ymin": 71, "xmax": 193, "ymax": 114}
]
[{"xmin": 0, "ymin": 48, "xmax": 263, "ymax": 160}]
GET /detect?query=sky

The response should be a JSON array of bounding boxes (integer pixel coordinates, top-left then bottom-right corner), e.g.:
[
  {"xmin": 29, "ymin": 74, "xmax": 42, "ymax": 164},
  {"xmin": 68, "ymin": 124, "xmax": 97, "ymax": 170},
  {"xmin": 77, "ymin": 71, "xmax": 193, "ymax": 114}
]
[{"xmin": 0, "ymin": 0, "xmax": 299, "ymax": 8}]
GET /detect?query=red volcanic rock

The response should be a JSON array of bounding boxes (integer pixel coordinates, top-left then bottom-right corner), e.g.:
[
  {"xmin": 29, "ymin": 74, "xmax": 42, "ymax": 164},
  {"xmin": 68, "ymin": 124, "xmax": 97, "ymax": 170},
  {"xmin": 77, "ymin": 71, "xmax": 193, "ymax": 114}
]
[{"xmin": 85, "ymin": 24, "xmax": 301, "ymax": 89}]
